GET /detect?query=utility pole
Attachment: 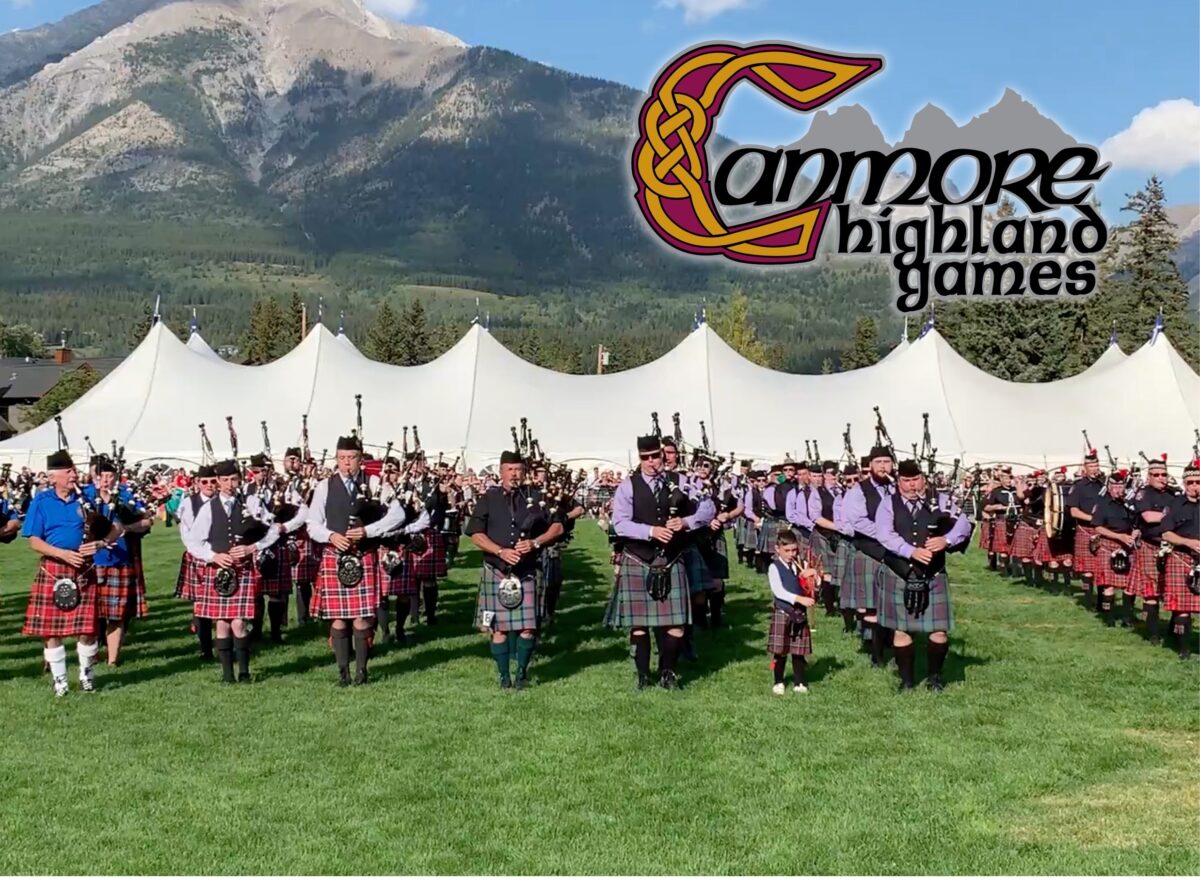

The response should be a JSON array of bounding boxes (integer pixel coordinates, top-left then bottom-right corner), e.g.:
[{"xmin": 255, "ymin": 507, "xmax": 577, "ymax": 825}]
[
  {"xmin": 300, "ymin": 302, "xmax": 307, "ymax": 342},
  {"xmin": 597, "ymin": 344, "xmax": 610, "ymax": 375}
]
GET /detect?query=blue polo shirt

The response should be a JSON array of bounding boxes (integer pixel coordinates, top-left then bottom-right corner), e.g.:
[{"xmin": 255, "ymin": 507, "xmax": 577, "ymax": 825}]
[
  {"xmin": 83, "ymin": 484, "xmax": 143, "ymax": 567},
  {"xmin": 0, "ymin": 496, "xmax": 19, "ymax": 523},
  {"xmin": 22, "ymin": 487, "xmax": 85, "ymax": 551}
]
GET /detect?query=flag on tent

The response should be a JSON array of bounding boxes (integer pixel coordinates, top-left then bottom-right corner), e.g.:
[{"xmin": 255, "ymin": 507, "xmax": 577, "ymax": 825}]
[
  {"xmin": 1108, "ymin": 321, "xmax": 1118, "ymax": 347},
  {"xmin": 1149, "ymin": 309, "xmax": 1164, "ymax": 345},
  {"xmin": 190, "ymin": 308, "xmax": 199, "ymax": 336},
  {"xmin": 918, "ymin": 310, "xmax": 935, "ymax": 338}
]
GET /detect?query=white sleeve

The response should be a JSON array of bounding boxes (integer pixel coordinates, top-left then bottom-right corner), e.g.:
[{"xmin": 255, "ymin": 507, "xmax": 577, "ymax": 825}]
[
  {"xmin": 282, "ymin": 502, "xmax": 309, "ymax": 534},
  {"xmin": 254, "ymin": 525, "xmax": 281, "ymax": 552},
  {"xmin": 365, "ymin": 498, "xmax": 406, "ymax": 539},
  {"xmin": 768, "ymin": 564, "xmax": 795, "ymax": 604},
  {"xmin": 403, "ymin": 508, "xmax": 430, "ymax": 535},
  {"xmin": 305, "ymin": 480, "xmax": 332, "ymax": 543},
  {"xmin": 186, "ymin": 503, "xmax": 216, "ymax": 563},
  {"xmin": 178, "ymin": 500, "xmax": 195, "ymax": 546}
]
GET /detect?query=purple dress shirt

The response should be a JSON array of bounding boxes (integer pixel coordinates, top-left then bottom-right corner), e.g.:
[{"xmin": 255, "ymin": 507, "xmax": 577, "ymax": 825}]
[
  {"xmin": 875, "ymin": 492, "xmax": 972, "ymax": 559},
  {"xmin": 612, "ymin": 471, "xmax": 715, "ymax": 541}
]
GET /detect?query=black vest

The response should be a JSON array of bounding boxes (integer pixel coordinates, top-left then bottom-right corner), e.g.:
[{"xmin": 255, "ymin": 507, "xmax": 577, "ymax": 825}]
[
  {"xmin": 622, "ymin": 473, "xmax": 697, "ymax": 564},
  {"xmin": 883, "ymin": 493, "xmax": 950, "ymax": 580},
  {"xmin": 817, "ymin": 486, "xmax": 836, "ymax": 521},
  {"xmin": 480, "ymin": 485, "xmax": 546, "ymax": 575},
  {"xmin": 766, "ymin": 482, "xmax": 790, "ymax": 517},
  {"xmin": 189, "ymin": 493, "xmax": 206, "ymax": 518},
  {"xmin": 324, "ymin": 473, "xmax": 367, "ymax": 534},
  {"xmin": 851, "ymin": 480, "xmax": 887, "ymax": 559},
  {"xmin": 751, "ymin": 487, "xmax": 765, "ymax": 517},
  {"xmin": 770, "ymin": 558, "xmax": 806, "ymax": 613},
  {"xmin": 207, "ymin": 495, "xmax": 244, "ymax": 553}
]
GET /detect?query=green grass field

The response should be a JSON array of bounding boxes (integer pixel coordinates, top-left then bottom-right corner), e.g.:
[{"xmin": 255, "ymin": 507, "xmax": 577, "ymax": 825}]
[{"xmin": 0, "ymin": 523, "xmax": 1196, "ymax": 875}]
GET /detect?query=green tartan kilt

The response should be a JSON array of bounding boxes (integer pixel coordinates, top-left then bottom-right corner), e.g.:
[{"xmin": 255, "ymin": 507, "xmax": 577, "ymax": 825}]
[
  {"xmin": 684, "ymin": 544, "xmax": 713, "ymax": 595},
  {"xmin": 810, "ymin": 531, "xmax": 840, "ymax": 583},
  {"xmin": 475, "ymin": 565, "xmax": 542, "ymax": 632},
  {"xmin": 603, "ymin": 552, "xmax": 691, "ymax": 629},
  {"xmin": 875, "ymin": 566, "xmax": 954, "ymax": 634},
  {"xmin": 757, "ymin": 516, "xmax": 785, "ymax": 555},
  {"xmin": 840, "ymin": 546, "xmax": 883, "ymax": 610},
  {"xmin": 741, "ymin": 520, "xmax": 760, "ymax": 551}
]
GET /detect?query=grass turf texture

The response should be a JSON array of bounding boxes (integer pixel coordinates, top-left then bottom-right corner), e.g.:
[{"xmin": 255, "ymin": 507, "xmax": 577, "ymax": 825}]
[{"xmin": 0, "ymin": 524, "xmax": 1197, "ymax": 875}]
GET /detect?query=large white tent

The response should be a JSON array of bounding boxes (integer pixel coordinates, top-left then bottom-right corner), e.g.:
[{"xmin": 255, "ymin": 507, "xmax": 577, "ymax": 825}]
[{"xmin": 0, "ymin": 320, "xmax": 1195, "ymax": 471}]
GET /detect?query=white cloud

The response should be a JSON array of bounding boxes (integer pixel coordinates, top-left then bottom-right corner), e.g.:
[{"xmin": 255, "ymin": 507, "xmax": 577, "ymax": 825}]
[
  {"xmin": 6, "ymin": 0, "xmax": 35, "ymax": 9},
  {"xmin": 364, "ymin": 0, "xmax": 422, "ymax": 18},
  {"xmin": 1100, "ymin": 98, "xmax": 1200, "ymax": 174},
  {"xmin": 660, "ymin": 0, "xmax": 755, "ymax": 24}
]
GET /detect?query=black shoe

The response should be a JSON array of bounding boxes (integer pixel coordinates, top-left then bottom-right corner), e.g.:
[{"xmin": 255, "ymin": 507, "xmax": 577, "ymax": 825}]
[
  {"xmin": 499, "ymin": 676, "xmax": 513, "ymax": 690},
  {"xmin": 395, "ymin": 632, "xmax": 408, "ymax": 647},
  {"xmin": 926, "ymin": 675, "xmax": 945, "ymax": 693},
  {"xmin": 237, "ymin": 672, "xmax": 251, "ymax": 684},
  {"xmin": 636, "ymin": 673, "xmax": 654, "ymax": 690},
  {"xmin": 354, "ymin": 669, "xmax": 368, "ymax": 686},
  {"xmin": 270, "ymin": 632, "xmax": 284, "ymax": 644},
  {"xmin": 898, "ymin": 680, "xmax": 915, "ymax": 693},
  {"xmin": 514, "ymin": 672, "xmax": 529, "ymax": 691},
  {"xmin": 200, "ymin": 650, "xmax": 214, "ymax": 662},
  {"xmin": 683, "ymin": 644, "xmax": 699, "ymax": 662},
  {"xmin": 338, "ymin": 668, "xmax": 350, "ymax": 688},
  {"xmin": 659, "ymin": 671, "xmax": 679, "ymax": 690},
  {"xmin": 426, "ymin": 614, "xmax": 438, "ymax": 626}
]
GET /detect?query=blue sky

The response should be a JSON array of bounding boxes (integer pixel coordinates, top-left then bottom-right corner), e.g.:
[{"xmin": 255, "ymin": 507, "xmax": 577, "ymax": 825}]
[{"xmin": 3, "ymin": 0, "xmax": 1198, "ymax": 215}]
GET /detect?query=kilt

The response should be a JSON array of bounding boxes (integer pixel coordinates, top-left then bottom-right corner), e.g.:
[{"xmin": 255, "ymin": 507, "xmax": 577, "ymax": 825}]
[
  {"xmin": 835, "ymin": 536, "xmax": 854, "ymax": 590},
  {"xmin": 544, "ymin": 548, "xmax": 564, "ymax": 589},
  {"xmin": 23, "ymin": 559, "xmax": 99, "ymax": 638},
  {"xmin": 757, "ymin": 516, "xmax": 786, "ymax": 555},
  {"xmin": 1093, "ymin": 536, "xmax": 1134, "ymax": 591},
  {"xmin": 1035, "ymin": 533, "xmax": 1074, "ymax": 566},
  {"xmin": 405, "ymin": 529, "xmax": 439, "ymax": 581},
  {"xmin": 875, "ymin": 567, "xmax": 954, "ymax": 634},
  {"xmin": 258, "ymin": 543, "xmax": 294, "ymax": 600},
  {"xmin": 1011, "ymin": 522, "xmax": 1041, "ymax": 560},
  {"xmin": 289, "ymin": 530, "xmax": 321, "ymax": 585},
  {"xmin": 312, "ymin": 547, "xmax": 382, "ymax": 620},
  {"xmin": 174, "ymin": 553, "xmax": 204, "ymax": 601},
  {"xmin": 978, "ymin": 517, "xmax": 992, "ymax": 550},
  {"xmin": 840, "ymin": 547, "xmax": 882, "ymax": 610},
  {"xmin": 766, "ymin": 608, "xmax": 812, "ymax": 655},
  {"xmin": 811, "ymin": 531, "xmax": 840, "ymax": 583},
  {"xmin": 1127, "ymin": 541, "xmax": 1163, "ymax": 598},
  {"xmin": 431, "ymin": 530, "xmax": 449, "ymax": 578},
  {"xmin": 1162, "ymin": 551, "xmax": 1200, "ymax": 613},
  {"xmin": 683, "ymin": 544, "xmax": 713, "ymax": 595},
  {"xmin": 989, "ymin": 518, "xmax": 1016, "ymax": 555},
  {"xmin": 734, "ymin": 517, "xmax": 748, "ymax": 549},
  {"xmin": 603, "ymin": 552, "xmax": 691, "ymax": 629},
  {"xmin": 698, "ymin": 531, "xmax": 730, "ymax": 581},
  {"xmin": 1073, "ymin": 525, "xmax": 1098, "ymax": 577},
  {"xmin": 476, "ymin": 564, "xmax": 542, "ymax": 632},
  {"xmin": 741, "ymin": 520, "xmax": 760, "ymax": 552},
  {"xmin": 380, "ymin": 550, "xmax": 420, "ymax": 597},
  {"xmin": 96, "ymin": 565, "xmax": 147, "ymax": 621},
  {"xmin": 193, "ymin": 562, "xmax": 258, "ymax": 621}
]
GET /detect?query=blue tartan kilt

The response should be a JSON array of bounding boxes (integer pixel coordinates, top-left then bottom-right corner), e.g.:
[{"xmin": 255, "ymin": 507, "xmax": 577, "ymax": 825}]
[
  {"xmin": 476, "ymin": 565, "xmax": 541, "ymax": 632},
  {"xmin": 875, "ymin": 566, "xmax": 954, "ymax": 634},
  {"xmin": 603, "ymin": 552, "xmax": 691, "ymax": 629},
  {"xmin": 840, "ymin": 546, "xmax": 883, "ymax": 610},
  {"xmin": 810, "ymin": 531, "xmax": 840, "ymax": 582},
  {"xmin": 757, "ymin": 516, "xmax": 785, "ymax": 555},
  {"xmin": 684, "ymin": 544, "xmax": 713, "ymax": 595}
]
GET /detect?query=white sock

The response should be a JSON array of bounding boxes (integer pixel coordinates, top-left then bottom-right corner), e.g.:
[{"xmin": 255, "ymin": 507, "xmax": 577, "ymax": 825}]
[
  {"xmin": 76, "ymin": 640, "xmax": 99, "ymax": 673},
  {"xmin": 44, "ymin": 645, "xmax": 68, "ymax": 681}
]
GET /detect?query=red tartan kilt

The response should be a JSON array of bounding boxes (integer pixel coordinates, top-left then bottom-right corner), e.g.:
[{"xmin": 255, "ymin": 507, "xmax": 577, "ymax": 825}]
[
  {"xmin": 174, "ymin": 554, "xmax": 204, "ymax": 600},
  {"xmin": 258, "ymin": 543, "xmax": 294, "ymax": 599},
  {"xmin": 1073, "ymin": 525, "xmax": 1098, "ymax": 577},
  {"xmin": 380, "ymin": 550, "xmax": 420, "ymax": 597},
  {"xmin": 989, "ymin": 519, "xmax": 1015, "ymax": 555},
  {"xmin": 432, "ymin": 530, "xmax": 449, "ymax": 578},
  {"xmin": 23, "ymin": 559, "xmax": 100, "ymax": 638},
  {"xmin": 1162, "ymin": 551, "xmax": 1200, "ymax": 612},
  {"xmin": 405, "ymin": 531, "xmax": 438, "ymax": 580},
  {"xmin": 311, "ymin": 547, "xmax": 381, "ymax": 619},
  {"xmin": 96, "ymin": 565, "xmax": 147, "ymax": 620},
  {"xmin": 290, "ymin": 532, "xmax": 321, "ymax": 584},
  {"xmin": 1127, "ymin": 541, "xmax": 1163, "ymax": 598},
  {"xmin": 1093, "ymin": 536, "xmax": 1133, "ymax": 591},
  {"xmin": 766, "ymin": 608, "xmax": 812, "ymax": 656},
  {"xmin": 193, "ymin": 562, "xmax": 259, "ymax": 620},
  {"xmin": 1011, "ymin": 523, "xmax": 1040, "ymax": 560},
  {"xmin": 978, "ymin": 518, "xmax": 992, "ymax": 550}
]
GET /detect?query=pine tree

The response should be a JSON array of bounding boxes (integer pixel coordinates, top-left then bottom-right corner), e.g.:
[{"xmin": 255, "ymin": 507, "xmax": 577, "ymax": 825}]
[
  {"xmin": 242, "ymin": 298, "xmax": 290, "ymax": 364},
  {"xmin": 820, "ymin": 357, "xmax": 833, "ymax": 374},
  {"xmin": 287, "ymin": 291, "xmax": 306, "ymax": 345},
  {"xmin": 400, "ymin": 300, "xmax": 432, "ymax": 366},
  {"xmin": 128, "ymin": 303, "xmax": 154, "ymax": 350},
  {"xmin": 28, "ymin": 365, "xmax": 100, "ymax": 426},
  {"xmin": 840, "ymin": 317, "xmax": 880, "ymax": 370},
  {"xmin": 365, "ymin": 302, "xmax": 403, "ymax": 364},
  {"xmin": 709, "ymin": 289, "xmax": 772, "ymax": 366}
]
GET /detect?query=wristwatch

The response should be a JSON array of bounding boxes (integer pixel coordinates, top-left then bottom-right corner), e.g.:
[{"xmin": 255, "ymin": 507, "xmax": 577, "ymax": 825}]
[{"xmin": 533, "ymin": 539, "xmax": 542, "ymax": 550}]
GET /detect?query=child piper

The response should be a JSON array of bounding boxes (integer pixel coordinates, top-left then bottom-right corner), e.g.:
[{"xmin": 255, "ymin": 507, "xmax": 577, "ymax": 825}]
[{"xmin": 766, "ymin": 528, "xmax": 819, "ymax": 695}]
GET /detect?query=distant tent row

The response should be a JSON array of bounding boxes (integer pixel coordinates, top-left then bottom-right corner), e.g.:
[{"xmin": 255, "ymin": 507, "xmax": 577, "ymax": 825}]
[{"xmin": 0, "ymin": 320, "xmax": 1195, "ymax": 471}]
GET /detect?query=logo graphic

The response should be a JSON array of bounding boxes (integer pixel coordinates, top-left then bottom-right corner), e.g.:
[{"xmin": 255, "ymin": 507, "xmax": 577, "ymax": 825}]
[
  {"xmin": 632, "ymin": 43, "xmax": 882, "ymax": 264},
  {"xmin": 632, "ymin": 41, "xmax": 1110, "ymax": 312}
]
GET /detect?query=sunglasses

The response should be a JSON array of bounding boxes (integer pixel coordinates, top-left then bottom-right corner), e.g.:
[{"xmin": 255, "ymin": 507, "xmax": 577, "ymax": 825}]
[
  {"xmin": 1185, "ymin": 478, "xmax": 1200, "ymax": 486},
  {"xmin": 639, "ymin": 451, "xmax": 663, "ymax": 461}
]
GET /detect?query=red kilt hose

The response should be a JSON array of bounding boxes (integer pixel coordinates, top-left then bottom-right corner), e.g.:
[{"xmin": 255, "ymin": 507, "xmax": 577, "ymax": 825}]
[
  {"xmin": 23, "ymin": 558, "xmax": 99, "ymax": 638},
  {"xmin": 96, "ymin": 565, "xmax": 147, "ymax": 621},
  {"xmin": 767, "ymin": 608, "xmax": 812, "ymax": 656},
  {"xmin": 1011, "ymin": 522, "xmax": 1040, "ymax": 560},
  {"xmin": 475, "ymin": 565, "xmax": 542, "ymax": 632},
  {"xmin": 1073, "ymin": 525, "xmax": 1098, "ymax": 577},
  {"xmin": 193, "ymin": 561, "xmax": 258, "ymax": 621},
  {"xmin": 258, "ymin": 543, "xmax": 294, "ymax": 599},
  {"xmin": 289, "ymin": 529, "xmax": 321, "ymax": 585},
  {"xmin": 978, "ymin": 517, "xmax": 992, "ymax": 550},
  {"xmin": 431, "ymin": 530, "xmax": 449, "ymax": 578},
  {"xmin": 1128, "ymin": 541, "xmax": 1164, "ymax": 599},
  {"xmin": 1093, "ymin": 536, "xmax": 1134, "ymax": 592},
  {"xmin": 311, "ymin": 546, "xmax": 382, "ymax": 620},
  {"xmin": 603, "ymin": 552, "xmax": 691, "ymax": 628},
  {"xmin": 1162, "ymin": 550, "xmax": 1200, "ymax": 613},
  {"xmin": 174, "ymin": 553, "xmax": 204, "ymax": 601},
  {"xmin": 876, "ymin": 567, "xmax": 954, "ymax": 634}
]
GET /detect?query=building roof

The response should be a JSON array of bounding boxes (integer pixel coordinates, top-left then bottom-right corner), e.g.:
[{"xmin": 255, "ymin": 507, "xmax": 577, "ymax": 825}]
[{"xmin": 0, "ymin": 356, "xmax": 125, "ymax": 402}]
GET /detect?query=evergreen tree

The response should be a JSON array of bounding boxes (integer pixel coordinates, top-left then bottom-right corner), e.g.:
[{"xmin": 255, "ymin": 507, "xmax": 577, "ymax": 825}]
[
  {"xmin": 709, "ymin": 290, "xmax": 772, "ymax": 366},
  {"xmin": 400, "ymin": 300, "xmax": 432, "ymax": 365},
  {"xmin": 287, "ymin": 291, "xmax": 306, "ymax": 345},
  {"xmin": 242, "ymin": 298, "xmax": 290, "ymax": 364},
  {"xmin": 365, "ymin": 302, "xmax": 403, "ymax": 364},
  {"xmin": 128, "ymin": 303, "xmax": 154, "ymax": 350},
  {"xmin": 28, "ymin": 365, "xmax": 100, "ymax": 426},
  {"xmin": 840, "ymin": 317, "xmax": 880, "ymax": 370},
  {"xmin": 820, "ymin": 357, "xmax": 833, "ymax": 374}
]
